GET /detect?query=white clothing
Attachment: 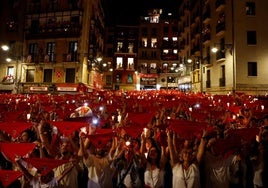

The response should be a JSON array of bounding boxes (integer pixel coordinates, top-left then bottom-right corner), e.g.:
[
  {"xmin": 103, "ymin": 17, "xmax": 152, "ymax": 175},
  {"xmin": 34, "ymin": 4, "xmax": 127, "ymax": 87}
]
[
  {"xmin": 29, "ymin": 177, "xmax": 58, "ymax": 188},
  {"xmin": 172, "ymin": 163, "xmax": 200, "ymax": 188},
  {"xmin": 84, "ymin": 153, "xmax": 114, "ymax": 188},
  {"xmin": 144, "ymin": 163, "xmax": 163, "ymax": 188}
]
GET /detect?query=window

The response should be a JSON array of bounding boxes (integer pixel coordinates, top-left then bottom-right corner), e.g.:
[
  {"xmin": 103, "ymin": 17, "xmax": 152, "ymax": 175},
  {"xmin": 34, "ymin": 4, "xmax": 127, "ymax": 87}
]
[
  {"xmin": 141, "ymin": 51, "xmax": 147, "ymax": 58},
  {"xmin": 163, "ymin": 49, "xmax": 169, "ymax": 54},
  {"xmin": 221, "ymin": 65, "xmax": 225, "ymax": 78},
  {"xmin": 116, "ymin": 74, "xmax": 121, "ymax": 83},
  {"xmin": 150, "ymin": 63, "xmax": 157, "ymax": 69},
  {"xmin": 7, "ymin": 66, "xmax": 14, "ymax": 77},
  {"xmin": 152, "ymin": 28, "xmax": 157, "ymax": 36},
  {"xmin": 43, "ymin": 69, "xmax": 52, "ymax": 82},
  {"xmin": 248, "ymin": 62, "xmax": 257, "ymax": 76},
  {"xmin": 127, "ymin": 74, "xmax": 133, "ymax": 83},
  {"xmin": 106, "ymin": 75, "xmax": 112, "ymax": 85},
  {"xmin": 28, "ymin": 43, "xmax": 38, "ymax": 62},
  {"xmin": 141, "ymin": 28, "xmax": 148, "ymax": 36},
  {"xmin": 46, "ymin": 42, "xmax": 55, "ymax": 62},
  {"xmin": 142, "ymin": 38, "xmax": 147, "ymax": 47},
  {"xmin": 65, "ymin": 68, "xmax": 75, "ymax": 83},
  {"xmin": 151, "ymin": 51, "xmax": 157, "ymax": 59},
  {"xmin": 127, "ymin": 58, "xmax": 134, "ymax": 69},
  {"xmin": 247, "ymin": 31, "xmax": 257, "ymax": 45},
  {"xmin": 117, "ymin": 42, "xmax": 123, "ymax": 52},
  {"xmin": 246, "ymin": 2, "xmax": 255, "ymax": 15},
  {"xmin": 128, "ymin": 43, "xmax": 134, "ymax": 53},
  {"xmin": 151, "ymin": 38, "xmax": 157, "ymax": 48},
  {"xmin": 26, "ymin": 69, "xmax": 35, "ymax": 82},
  {"xmin": 206, "ymin": 69, "xmax": 211, "ymax": 88},
  {"xmin": 68, "ymin": 41, "xmax": 78, "ymax": 61},
  {"xmin": 116, "ymin": 57, "xmax": 123, "ymax": 69},
  {"xmin": 6, "ymin": 15, "xmax": 18, "ymax": 32},
  {"xmin": 219, "ymin": 65, "xmax": 225, "ymax": 87}
]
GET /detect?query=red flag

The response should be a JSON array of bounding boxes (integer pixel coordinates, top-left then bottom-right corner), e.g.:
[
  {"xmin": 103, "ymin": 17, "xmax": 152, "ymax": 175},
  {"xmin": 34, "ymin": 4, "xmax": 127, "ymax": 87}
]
[
  {"xmin": 126, "ymin": 112, "xmax": 155, "ymax": 127},
  {"xmin": 87, "ymin": 131, "xmax": 114, "ymax": 148},
  {"xmin": 23, "ymin": 157, "xmax": 69, "ymax": 176},
  {"xmin": 0, "ymin": 121, "xmax": 33, "ymax": 139},
  {"xmin": 0, "ymin": 169, "xmax": 22, "ymax": 188},
  {"xmin": 0, "ymin": 143, "xmax": 36, "ymax": 162},
  {"xmin": 228, "ymin": 128, "xmax": 259, "ymax": 143},
  {"xmin": 168, "ymin": 119, "xmax": 208, "ymax": 139},
  {"xmin": 120, "ymin": 124, "xmax": 145, "ymax": 138},
  {"xmin": 49, "ymin": 121, "xmax": 89, "ymax": 136},
  {"xmin": 213, "ymin": 137, "xmax": 242, "ymax": 157}
]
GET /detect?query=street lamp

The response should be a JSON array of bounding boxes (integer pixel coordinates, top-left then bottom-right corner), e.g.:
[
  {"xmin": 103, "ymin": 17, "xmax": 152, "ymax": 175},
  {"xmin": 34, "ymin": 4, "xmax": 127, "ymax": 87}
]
[
  {"xmin": 1, "ymin": 45, "xmax": 9, "ymax": 51},
  {"xmin": 211, "ymin": 43, "xmax": 233, "ymax": 55},
  {"xmin": 1, "ymin": 44, "xmax": 21, "ymax": 93}
]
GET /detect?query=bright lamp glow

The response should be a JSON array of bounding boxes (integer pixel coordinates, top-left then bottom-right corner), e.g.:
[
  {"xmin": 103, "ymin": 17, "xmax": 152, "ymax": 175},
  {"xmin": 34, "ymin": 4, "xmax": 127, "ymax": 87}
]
[
  {"xmin": 1, "ymin": 45, "xmax": 9, "ymax": 51},
  {"xmin": 211, "ymin": 47, "xmax": 218, "ymax": 53}
]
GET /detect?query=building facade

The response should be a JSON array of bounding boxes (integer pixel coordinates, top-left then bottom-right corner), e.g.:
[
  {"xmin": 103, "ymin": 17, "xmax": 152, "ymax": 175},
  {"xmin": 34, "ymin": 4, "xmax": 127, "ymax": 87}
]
[
  {"xmin": 179, "ymin": 0, "xmax": 268, "ymax": 95},
  {"xmin": 0, "ymin": 0, "xmax": 105, "ymax": 93},
  {"xmin": 1, "ymin": 0, "xmax": 268, "ymax": 95}
]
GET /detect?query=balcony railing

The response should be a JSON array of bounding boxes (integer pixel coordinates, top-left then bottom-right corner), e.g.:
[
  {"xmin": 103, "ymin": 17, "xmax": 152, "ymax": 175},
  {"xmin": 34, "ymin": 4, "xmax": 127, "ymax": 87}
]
[
  {"xmin": 216, "ymin": 22, "xmax": 225, "ymax": 34},
  {"xmin": 216, "ymin": 50, "xmax": 225, "ymax": 60},
  {"xmin": 215, "ymin": 0, "xmax": 226, "ymax": 10}
]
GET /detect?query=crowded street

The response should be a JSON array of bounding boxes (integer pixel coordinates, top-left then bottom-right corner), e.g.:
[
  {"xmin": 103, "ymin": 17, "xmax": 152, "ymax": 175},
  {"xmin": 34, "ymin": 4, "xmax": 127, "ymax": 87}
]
[{"xmin": 0, "ymin": 90, "xmax": 268, "ymax": 188}]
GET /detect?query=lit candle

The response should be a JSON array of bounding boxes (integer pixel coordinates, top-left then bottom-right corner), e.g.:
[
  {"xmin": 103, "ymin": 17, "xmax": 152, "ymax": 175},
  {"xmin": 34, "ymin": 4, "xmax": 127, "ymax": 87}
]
[
  {"xmin": 125, "ymin": 141, "xmax": 131, "ymax": 146},
  {"xmin": 144, "ymin": 152, "xmax": 148, "ymax": 158},
  {"xmin": 27, "ymin": 113, "xmax": 31, "ymax": 120},
  {"xmin": 261, "ymin": 105, "xmax": 264, "ymax": 111},
  {"xmin": 118, "ymin": 114, "xmax": 122, "ymax": 123},
  {"xmin": 144, "ymin": 128, "xmax": 148, "ymax": 135}
]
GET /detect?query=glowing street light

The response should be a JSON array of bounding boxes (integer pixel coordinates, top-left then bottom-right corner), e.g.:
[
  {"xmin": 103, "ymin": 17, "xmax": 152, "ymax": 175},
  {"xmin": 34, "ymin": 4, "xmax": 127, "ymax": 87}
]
[{"xmin": 1, "ymin": 45, "xmax": 9, "ymax": 51}]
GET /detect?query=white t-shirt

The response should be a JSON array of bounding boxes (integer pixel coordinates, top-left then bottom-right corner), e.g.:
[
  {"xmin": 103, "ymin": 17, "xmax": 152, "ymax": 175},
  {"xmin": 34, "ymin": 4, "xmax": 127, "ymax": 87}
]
[
  {"xmin": 144, "ymin": 163, "xmax": 163, "ymax": 188},
  {"xmin": 172, "ymin": 163, "xmax": 200, "ymax": 188},
  {"xmin": 84, "ymin": 153, "xmax": 114, "ymax": 188}
]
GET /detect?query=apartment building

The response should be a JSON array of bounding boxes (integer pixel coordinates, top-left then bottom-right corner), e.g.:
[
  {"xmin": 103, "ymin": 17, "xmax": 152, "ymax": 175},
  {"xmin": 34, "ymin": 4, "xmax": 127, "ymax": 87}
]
[
  {"xmin": 0, "ymin": 0, "xmax": 105, "ymax": 93},
  {"xmin": 179, "ymin": 0, "xmax": 268, "ymax": 95}
]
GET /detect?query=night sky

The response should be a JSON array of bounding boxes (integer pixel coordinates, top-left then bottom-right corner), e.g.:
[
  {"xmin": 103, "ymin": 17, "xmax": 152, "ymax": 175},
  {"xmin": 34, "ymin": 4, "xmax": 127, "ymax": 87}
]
[{"xmin": 103, "ymin": 0, "xmax": 181, "ymax": 25}]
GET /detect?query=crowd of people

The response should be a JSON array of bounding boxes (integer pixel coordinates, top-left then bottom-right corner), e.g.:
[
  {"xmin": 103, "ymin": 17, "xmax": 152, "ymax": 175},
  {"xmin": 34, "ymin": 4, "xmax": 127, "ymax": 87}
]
[{"xmin": 0, "ymin": 90, "xmax": 267, "ymax": 188}]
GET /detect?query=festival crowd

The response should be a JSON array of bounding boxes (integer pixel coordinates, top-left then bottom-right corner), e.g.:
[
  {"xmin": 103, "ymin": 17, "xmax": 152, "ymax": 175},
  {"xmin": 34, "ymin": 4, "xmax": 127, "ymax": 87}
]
[{"xmin": 0, "ymin": 90, "xmax": 267, "ymax": 188}]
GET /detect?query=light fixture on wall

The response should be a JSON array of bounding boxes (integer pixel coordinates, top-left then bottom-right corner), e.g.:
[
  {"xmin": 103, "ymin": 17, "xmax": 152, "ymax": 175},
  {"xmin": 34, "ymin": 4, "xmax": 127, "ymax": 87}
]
[{"xmin": 211, "ymin": 43, "xmax": 233, "ymax": 55}]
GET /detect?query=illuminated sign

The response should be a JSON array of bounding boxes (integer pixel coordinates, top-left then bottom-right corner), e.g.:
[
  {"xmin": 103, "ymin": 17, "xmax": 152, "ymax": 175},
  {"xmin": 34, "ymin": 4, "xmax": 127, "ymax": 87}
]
[
  {"xmin": 56, "ymin": 87, "xmax": 77, "ymax": 92},
  {"xmin": 30, "ymin": 86, "xmax": 48, "ymax": 91}
]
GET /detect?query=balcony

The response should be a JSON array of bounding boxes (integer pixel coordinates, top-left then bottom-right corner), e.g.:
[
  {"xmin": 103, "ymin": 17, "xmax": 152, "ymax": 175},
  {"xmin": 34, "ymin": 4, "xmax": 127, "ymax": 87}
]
[
  {"xmin": 219, "ymin": 77, "xmax": 225, "ymax": 87},
  {"xmin": 202, "ymin": 33, "xmax": 211, "ymax": 44},
  {"xmin": 215, "ymin": 0, "xmax": 226, "ymax": 12},
  {"xmin": 216, "ymin": 22, "xmax": 225, "ymax": 35},
  {"xmin": 216, "ymin": 50, "xmax": 225, "ymax": 61},
  {"xmin": 2, "ymin": 75, "xmax": 14, "ymax": 85},
  {"xmin": 202, "ymin": 8, "xmax": 211, "ymax": 23},
  {"xmin": 25, "ymin": 23, "xmax": 81, "ymax": 39}
]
